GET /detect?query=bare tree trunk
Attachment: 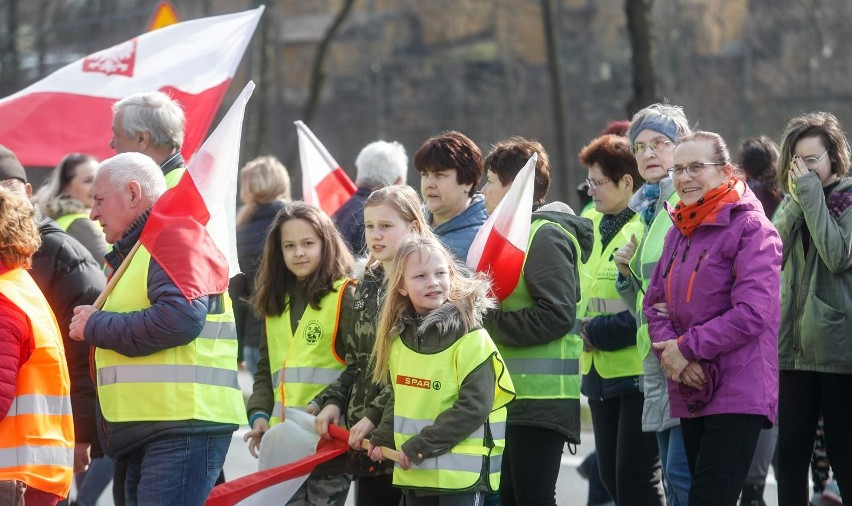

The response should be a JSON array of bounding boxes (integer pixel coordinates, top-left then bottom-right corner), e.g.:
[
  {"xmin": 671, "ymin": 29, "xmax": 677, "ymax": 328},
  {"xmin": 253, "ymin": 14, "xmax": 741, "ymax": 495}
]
[
  {"xmin": 301, "ymin": 0, "xmax": 357, "ymax": 125},
  {"xmin": 625, "ymin": 0, "xmax": 658, "ymax": 115},
  {"xmin": 541, "ymin": 0, "xmax": 576, "ymax": 209},
  {"xmin": 246, "ymin": 0, "xmax": 270, "ymax": 159},
  {"xmin": 1, "ymin": 0, "xmax": 20, "ymax": 95}
]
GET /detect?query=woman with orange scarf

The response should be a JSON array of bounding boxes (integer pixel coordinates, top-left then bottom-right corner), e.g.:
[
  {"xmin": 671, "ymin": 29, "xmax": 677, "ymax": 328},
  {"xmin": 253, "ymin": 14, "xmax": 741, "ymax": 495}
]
[{"xmin": 643, "ymin": 131, "xmax": 782, "ymax": 506}]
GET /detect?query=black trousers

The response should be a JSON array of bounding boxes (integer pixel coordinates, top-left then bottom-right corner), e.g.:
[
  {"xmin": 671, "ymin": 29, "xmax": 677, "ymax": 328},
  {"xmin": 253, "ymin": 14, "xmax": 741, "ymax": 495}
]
[
  {"xmin": 589, "ymin": 392, "xmax": 664, "ymax": 506},
  {"xmin": 777, "ymin": 370, "xmax": 852, "ymax": 506},
  {"xmin": 681, "ymin": 413, "xmax": 764, "ymax": 506},
  {"xmin": 499, "ymin": 425, "xmax": 565, "ymax": 506},
  {"xmin": 357, "ymin": 474, "xmax": 402, "ymax": 506}
]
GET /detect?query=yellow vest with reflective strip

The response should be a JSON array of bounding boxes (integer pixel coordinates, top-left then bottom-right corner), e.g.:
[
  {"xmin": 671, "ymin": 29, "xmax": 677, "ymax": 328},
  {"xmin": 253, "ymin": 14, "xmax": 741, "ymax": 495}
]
[
  {"xmin": 55, "ymin": 212, "xmax": 102, "ymax": 233},
  {"xmin": 633, "ymin": 192, "xmax": 679, "ymax": 358},
  {"xmin": 266, "ymin": 278, "xmax": 350, "ymax": 426},
  {"xmin": 498, "ymin": 219, "xmax": 585, "ymax": 399},
  {"xmin": 580, "ymin": 211, "xmax": 646, "ymax": 378},
  {"xmin": 95, "ymin": 244, "xmax": 246, "ymax": 425},
  {"xmin": 390, "ymin": 328, "xmax": 515, "ymax": 492},
  {"xmin": 0, "ymin": 269, "xmax": 74, "ymax": 497}
]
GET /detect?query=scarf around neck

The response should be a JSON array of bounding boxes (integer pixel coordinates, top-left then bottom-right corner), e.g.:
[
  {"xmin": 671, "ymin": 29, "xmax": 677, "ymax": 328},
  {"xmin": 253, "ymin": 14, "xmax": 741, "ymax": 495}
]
[
  {"xmin": 599, "ymin": 207, "xmax": 636, "ymax": 248},
  {"xmin": 636, "ymin": 182, "xmax": 661, "ymax": 225},
  {"xmin": 671, "ymin": 178, "xmax": 744, "ymax": 237}
]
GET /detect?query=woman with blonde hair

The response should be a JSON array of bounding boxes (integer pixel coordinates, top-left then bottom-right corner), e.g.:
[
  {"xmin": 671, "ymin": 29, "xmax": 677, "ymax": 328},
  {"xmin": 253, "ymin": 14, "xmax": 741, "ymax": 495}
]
[
  {"xmin": 33, "ymin": 153, "xmax": 108, "ymax": 264},
  {"xmin": 231, "ymin": 155, "xmax": 291, "ymax": 374}
]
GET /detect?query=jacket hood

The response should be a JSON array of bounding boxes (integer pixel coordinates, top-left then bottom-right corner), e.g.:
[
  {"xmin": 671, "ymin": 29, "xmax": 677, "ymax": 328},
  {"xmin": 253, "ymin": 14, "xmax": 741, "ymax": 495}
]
[
  {"xmin": 42, "ymin": 196, "xmax": 89, "ymax": 220},
  {"xmin": 533, "ymin": 201, "xmax": 595, "ymax": 263}
]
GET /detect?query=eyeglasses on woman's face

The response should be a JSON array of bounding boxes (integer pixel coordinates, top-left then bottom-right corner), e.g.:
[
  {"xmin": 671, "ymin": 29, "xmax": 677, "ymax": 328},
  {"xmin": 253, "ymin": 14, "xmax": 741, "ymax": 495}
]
[
  {"xmin": 667, "ymin": 161, "xmax": 726, "ymax": 178},
  {"xmin": 796, "ymin": 150, "xmax": 828, "ymax": 169},
  {"xmin": 633, "ymin": 138, "xmax": 673, "ymax": 156},
  {"xmin": 585, "ymin": 177, "xmax": 612, "ymax": 190}
]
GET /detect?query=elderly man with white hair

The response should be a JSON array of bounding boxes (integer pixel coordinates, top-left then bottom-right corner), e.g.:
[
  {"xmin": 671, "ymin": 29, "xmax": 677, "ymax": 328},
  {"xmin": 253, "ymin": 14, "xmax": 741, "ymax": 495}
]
[
  {"xmin": 69, "ymin": 152, "xmax": 246, "ymax": 505},
  {"xmin": 333, "ymin": 140, "xmax": 408, "ymax": 254}
]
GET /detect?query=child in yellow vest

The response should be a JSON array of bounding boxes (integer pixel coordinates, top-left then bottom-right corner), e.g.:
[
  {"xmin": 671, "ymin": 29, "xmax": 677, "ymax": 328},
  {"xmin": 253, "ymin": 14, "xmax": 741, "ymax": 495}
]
[
  {"xmin": 244, "ymin": 201, "xmax": 355, "ymax": 506},
  {"xmin": 314, "ymin": 185, "xmax": 434, "ymax": 505},
  {"xmin": 367, "ymin": 235, "xmax": 515, "ymax": 505}
]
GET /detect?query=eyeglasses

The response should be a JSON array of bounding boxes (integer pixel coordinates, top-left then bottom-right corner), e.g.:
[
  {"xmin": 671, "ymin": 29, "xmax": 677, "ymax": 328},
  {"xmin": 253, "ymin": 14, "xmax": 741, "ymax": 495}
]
[
  {"xmin": 585, "ymin": 177, "xmax": 611, "ymax": 190},
  {"xmin": 667, "ymin": 162, "xmax": 726, "ymax": 178},
  {"xmin": 797, "ymin": 150, "xmax": 828, "ymax": 169},
  {"xmin": 633, "ymin": 138, "xmax": 673, "ymax": 156}
]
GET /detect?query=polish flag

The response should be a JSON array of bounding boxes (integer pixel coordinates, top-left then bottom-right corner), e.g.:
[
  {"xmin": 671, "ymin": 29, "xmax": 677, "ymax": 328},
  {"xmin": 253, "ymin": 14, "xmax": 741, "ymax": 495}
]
[
  {"xmin": 0, "ymin": 7, "xmax": 263, "ymax": 167},
  {"xmin": 138, "ymin": 82, "xmax": 254, "ymax": 300},
  {"xmin": 467, "ymin": 153, "xmax": 536, "ymax": 301},
  {"xmin": 295, "ymin": 121, "xmax": 357, "ymax": 216},
  {"xmin": 205, "ymin": 409, "xmax": 349, "ymax": 506}
]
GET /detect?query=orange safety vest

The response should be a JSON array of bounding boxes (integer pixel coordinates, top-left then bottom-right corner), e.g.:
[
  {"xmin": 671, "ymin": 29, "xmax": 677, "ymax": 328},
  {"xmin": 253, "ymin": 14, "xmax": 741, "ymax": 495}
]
[{"xmin": 0, "ymin": 268, "xmax": 74, "ymax": 498}]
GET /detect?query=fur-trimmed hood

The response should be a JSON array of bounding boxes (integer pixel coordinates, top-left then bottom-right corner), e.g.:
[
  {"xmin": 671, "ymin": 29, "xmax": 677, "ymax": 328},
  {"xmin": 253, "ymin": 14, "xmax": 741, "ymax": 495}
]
[
  {"xmin": 40, "ymin": 196, "xmax": 89, "ymax": 220},
  {"xmin": 396, "ymin": 280, "xmax": 495, "ymax": 352}
]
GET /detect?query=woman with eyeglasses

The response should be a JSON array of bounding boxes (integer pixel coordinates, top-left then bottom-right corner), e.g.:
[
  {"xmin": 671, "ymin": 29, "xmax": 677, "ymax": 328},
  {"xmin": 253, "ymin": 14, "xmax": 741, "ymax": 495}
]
[
  {"xmin": 578, "ymin": 134, "xmax": 665, "ymax": 506},
  {"xmin": 613, "ymin": 103, "xmax": 693, "ymax": 506},
  {"xmin": 643, "ymin": 131, "xmax": 782, "ymax": 505},
  {"xmin": 773, "ymin": 112, "xmax": 852, "ymax": 506}
]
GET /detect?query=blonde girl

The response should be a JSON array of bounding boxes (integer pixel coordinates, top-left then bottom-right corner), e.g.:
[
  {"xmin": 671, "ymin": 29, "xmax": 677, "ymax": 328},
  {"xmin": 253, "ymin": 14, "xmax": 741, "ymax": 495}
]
[
  {"xmin": 244, "ymin": 201, "xmax": 355, "ymax": 506},
  {"xmin": 314, "ymin": 185, "xmax": 433, "ymax": 505},
  {"xmin": 367, "ymin": 235, "xmax": 515, "ymax": 506}
]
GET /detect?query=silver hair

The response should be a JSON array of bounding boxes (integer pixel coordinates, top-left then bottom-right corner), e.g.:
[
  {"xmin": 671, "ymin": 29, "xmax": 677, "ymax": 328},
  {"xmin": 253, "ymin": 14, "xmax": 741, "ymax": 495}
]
[
  {"xmin": 626, "ymin": 102, "xmax": 692, "ymax": 147},
  {"xmin": 113, "ymin": 91, "xmax": 185, "ymax": 152},
  {"xmin": 98, "ymin": 153, "xmax": 166, "ymax": 201},
  {"xmin": 355, "ymin": 140, "xmax": 408, "ymax": 187}
]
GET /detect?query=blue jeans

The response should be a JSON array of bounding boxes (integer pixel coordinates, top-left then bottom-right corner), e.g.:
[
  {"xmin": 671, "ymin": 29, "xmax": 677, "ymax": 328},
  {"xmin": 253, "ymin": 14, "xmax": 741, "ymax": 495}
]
[
  {"xmin": 656, "ymin": 426, "xmax": 691, "ymax": 506},
  {"xmin": 244, "ymin": 345, "xmax": 261, "ymax": 377},
  {"xmin": 124, "ymin": 433, "xmax": 231, "ymax": 506}
]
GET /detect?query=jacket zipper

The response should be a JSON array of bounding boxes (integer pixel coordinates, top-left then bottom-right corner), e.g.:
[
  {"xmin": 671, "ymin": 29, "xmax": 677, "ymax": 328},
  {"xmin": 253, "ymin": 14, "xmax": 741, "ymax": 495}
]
[{"xmin": 685, "ymin": 248, "xmax": 707, "ymax": 303}]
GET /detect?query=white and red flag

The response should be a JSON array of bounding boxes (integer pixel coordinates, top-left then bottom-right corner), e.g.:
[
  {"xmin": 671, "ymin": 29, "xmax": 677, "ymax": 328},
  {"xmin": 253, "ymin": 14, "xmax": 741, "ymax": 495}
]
[
  {"xmin": 137, "ymin": 81, "xmax": 254, "ymax": 300},
  {"xmin": 205, "ymin": 409, "xmax": 349, "ymax": 506},
  {"xmin": 0, "ymin": 7, "xmax": 263, "ymax": 167},
  {"xmin": 295, "ymin": 120, "xmax": 357, "ymax": 216},
  {"xmin": 466, "ymin": 153, "xmax": 537, "ymax": 301}
]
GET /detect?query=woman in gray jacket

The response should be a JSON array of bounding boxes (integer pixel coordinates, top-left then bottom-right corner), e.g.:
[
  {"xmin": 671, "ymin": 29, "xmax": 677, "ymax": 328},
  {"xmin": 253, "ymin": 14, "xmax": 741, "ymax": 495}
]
[{"xmin": 774, "ymin": 112, "xmax": 852, "ymax": 506}]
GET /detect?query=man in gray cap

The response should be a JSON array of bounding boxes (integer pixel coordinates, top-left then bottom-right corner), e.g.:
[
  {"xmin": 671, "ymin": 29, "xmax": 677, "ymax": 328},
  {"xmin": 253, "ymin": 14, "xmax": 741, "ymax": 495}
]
[{"xmin": 0, "ymin": 146, "xmax": 106, "ymax": 476}]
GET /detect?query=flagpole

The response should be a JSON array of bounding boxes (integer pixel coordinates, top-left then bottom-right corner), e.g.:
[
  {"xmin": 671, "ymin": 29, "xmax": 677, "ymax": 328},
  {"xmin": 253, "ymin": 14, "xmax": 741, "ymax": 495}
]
[
  {"xmin": 93, "ymin": 241, "xmax": 142, "ymax": 309},
  {"xmin": 360, "ymin": 438, "xmax": 401, "ymax": 463}
]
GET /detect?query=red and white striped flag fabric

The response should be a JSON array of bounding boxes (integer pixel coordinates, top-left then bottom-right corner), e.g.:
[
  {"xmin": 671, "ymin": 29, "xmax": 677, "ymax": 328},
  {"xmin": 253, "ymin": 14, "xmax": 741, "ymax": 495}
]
[
  {"xmin": 295, "ymin": 121, "xmax": 357, "ymax": 216},
  {"xmin": 0, "ymin": 7, "xmax": 263, "ymax": 167},
  {"xmin": 206, "ymin": 409, "xmax": 349, "ymax": 506},
  {"xmin": 139, "ymin": 81, "xmax": 254, "ymax": 300},
  {"xmin": 466, "ymin": 153, "xmax": 537, "ymax": 301}
]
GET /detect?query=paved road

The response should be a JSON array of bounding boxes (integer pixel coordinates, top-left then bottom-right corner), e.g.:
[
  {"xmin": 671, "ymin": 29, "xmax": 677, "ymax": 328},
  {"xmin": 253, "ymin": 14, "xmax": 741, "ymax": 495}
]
[{"xmin": 76, "ymin": 370, "xmax": 779, "ymax": 505}]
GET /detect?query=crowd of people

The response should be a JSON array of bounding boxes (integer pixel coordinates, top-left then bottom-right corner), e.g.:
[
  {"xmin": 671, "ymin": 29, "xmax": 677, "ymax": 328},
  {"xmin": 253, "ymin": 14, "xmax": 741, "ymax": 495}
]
[{"xmin": 1, "ymin": 89, "xmax": 851, "ymax": 506}]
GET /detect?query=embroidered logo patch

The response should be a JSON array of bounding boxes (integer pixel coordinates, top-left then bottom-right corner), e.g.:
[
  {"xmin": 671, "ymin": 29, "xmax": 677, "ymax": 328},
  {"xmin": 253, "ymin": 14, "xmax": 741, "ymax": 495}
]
[
  {"xmin": 304, "ymin": 321, "xmax": 322, "ymax": 344},
  {"xmin": 396, "ymin": 375, "xmax": 441, "ymax": 390}
]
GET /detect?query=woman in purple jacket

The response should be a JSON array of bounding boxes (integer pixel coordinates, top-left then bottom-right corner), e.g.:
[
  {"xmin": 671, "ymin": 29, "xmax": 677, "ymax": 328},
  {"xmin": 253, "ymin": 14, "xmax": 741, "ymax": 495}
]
[{"xmin": 643, "ymin": 131, "xmax": 782, "ymax": 506}]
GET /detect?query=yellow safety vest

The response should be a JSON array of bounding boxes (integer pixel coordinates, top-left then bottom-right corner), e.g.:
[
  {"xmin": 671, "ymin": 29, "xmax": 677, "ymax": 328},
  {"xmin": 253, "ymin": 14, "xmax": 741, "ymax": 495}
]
[
  {"xmin": 390, "ymin": 328, "xmax": 515, "ymax": 492},
  {"xmin": 95, "ymin": 245, "xmax": 246, "ymax": 425},
  {"xmin": 55, "ymin": 212, "xmax": 102, "ymax": 233},
  {"xmin": 632, "ymin": 192, "xmax": 679, "ymax": 358},
  {"xmin": 0, "ymin": 269, "xmax": 74, "ymax": 498},
  {"xmin": 580, "ymin": 211, "xmax": 646, "ymax": 378},
  {"xmin": 498, "ymin": 219, "xmax": 585, "ymax": 400},
  {"xmin": 265, "ymin": 278, "xmax": 350, "ymax": 426}
]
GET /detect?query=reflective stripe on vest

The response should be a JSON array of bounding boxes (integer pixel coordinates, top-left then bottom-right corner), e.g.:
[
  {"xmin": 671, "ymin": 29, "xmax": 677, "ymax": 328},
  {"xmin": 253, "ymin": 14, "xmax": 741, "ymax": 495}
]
[
  {"xmin": 0, "ymin": 269, "xmax": 74, "ymax": 497},
  {"xmin": 390, "ymin": 328, "xmax": 515, "ymax": 492},
  {"xmin": 95, "ymin": 244, "xmax": 246, "ymax": 425},
  {"xmin": 498, "ymin": 219, "xmax": 585, "ymax": 400},
  {"xmin": 580, "ymin": 212, "xmax": 646, "ymax": 378},
  {"xmin": 266, "ymin": 278, "xmax": 350, "ymax": 426},
  {"xmin": 634, "ymin": 190, "xmax": 679, "ymax": 358}
]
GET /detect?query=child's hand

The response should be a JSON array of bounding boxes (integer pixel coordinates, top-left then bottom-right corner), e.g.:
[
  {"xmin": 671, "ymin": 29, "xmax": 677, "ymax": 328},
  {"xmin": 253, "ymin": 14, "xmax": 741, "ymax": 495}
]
[
  {"xmin": 367, "ymin": 443, "xmax": 384, "ymax": 463},
  {"xmin": 348, "ymin": 417, "xmax": 376, "ymax": 450},
  {"xmin": 314, "ymin": 404, "xmax": 341, "ymax": 440},
  {"xmin": 398, "ymin": 451, "xmax": 412, "ymax": 470},
  {"xmin": 243, "ymin": 418, "xmax": 270, "ymax": 458}
]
